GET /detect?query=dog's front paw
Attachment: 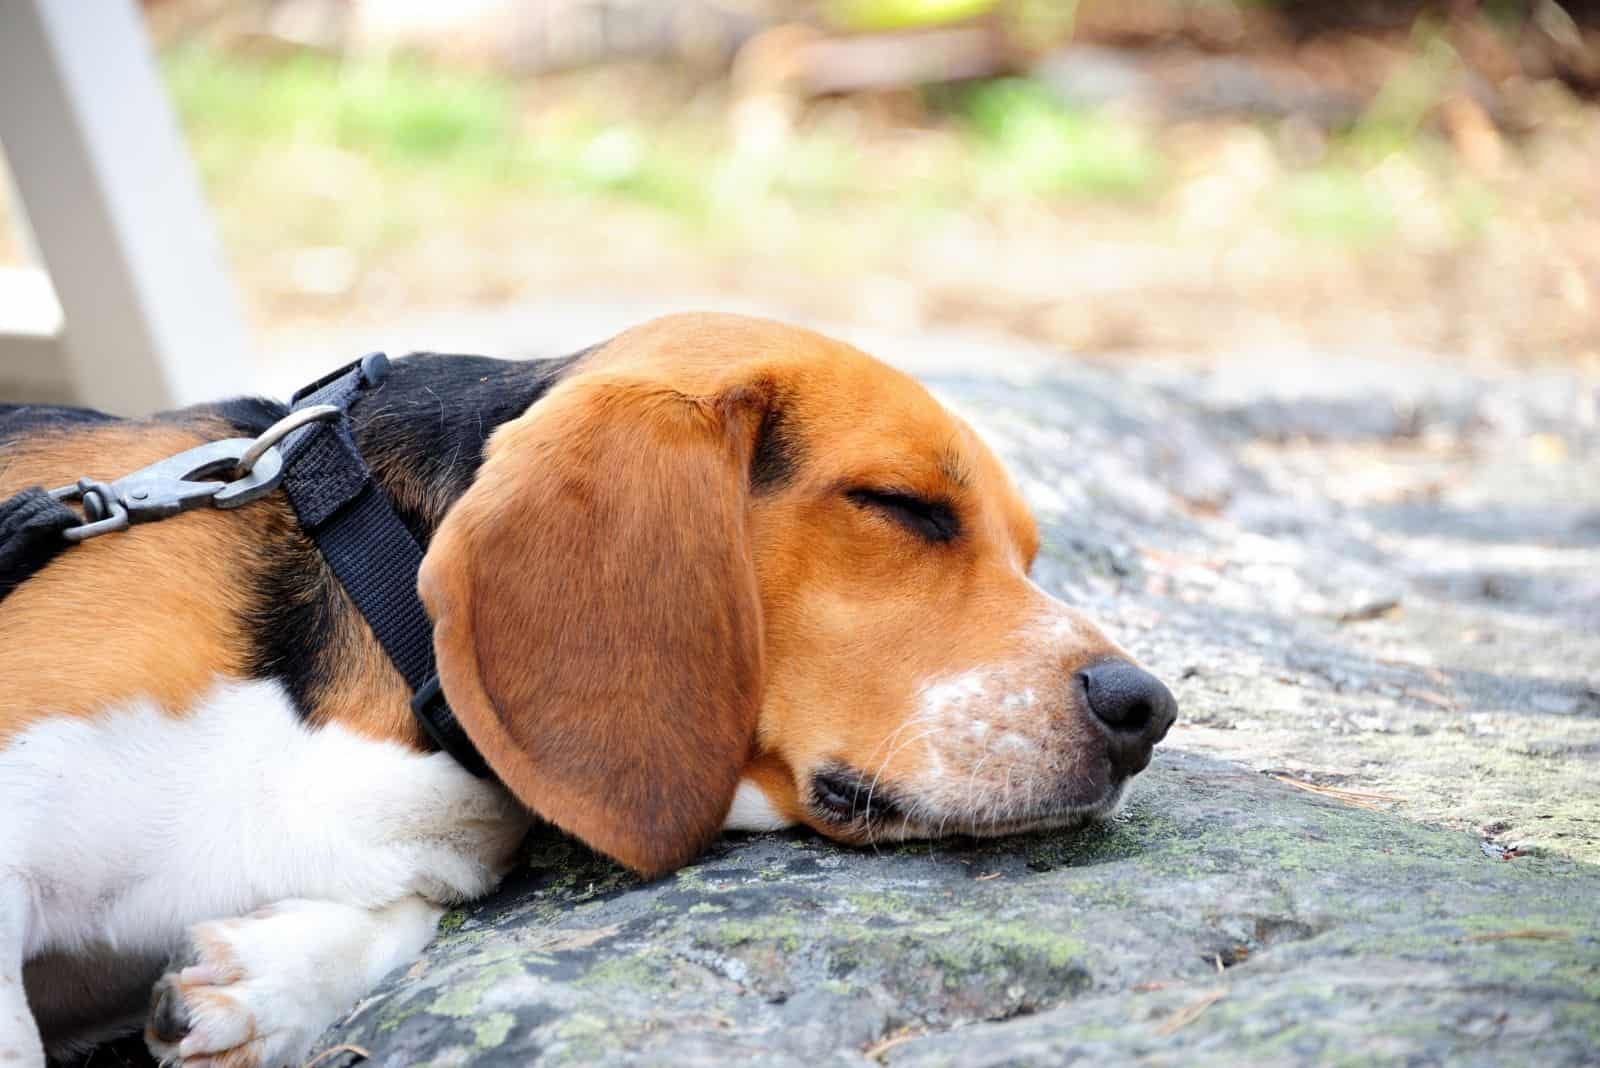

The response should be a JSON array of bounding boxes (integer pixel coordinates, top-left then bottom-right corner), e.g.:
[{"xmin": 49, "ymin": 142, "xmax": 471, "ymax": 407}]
[{"xmin": 144, "ymin": 905, "xmax": 327, "ymax": 1068}]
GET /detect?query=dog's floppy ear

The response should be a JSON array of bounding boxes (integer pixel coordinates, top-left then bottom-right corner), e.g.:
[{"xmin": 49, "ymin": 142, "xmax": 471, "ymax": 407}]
[{"xmin": 419, "ymin": 371, "xmax": 767, "ymax": 877}]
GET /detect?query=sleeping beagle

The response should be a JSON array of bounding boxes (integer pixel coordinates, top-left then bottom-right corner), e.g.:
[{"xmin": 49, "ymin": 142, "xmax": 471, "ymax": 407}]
[{"xmin": 0, "ymin": 313, "xmax": 1175, "ymax": 1068}]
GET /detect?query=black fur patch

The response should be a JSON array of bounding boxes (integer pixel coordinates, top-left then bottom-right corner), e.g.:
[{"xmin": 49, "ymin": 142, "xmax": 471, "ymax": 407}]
[
  {"xmin": 0, "ymin": 403, "xmax": 119, "ymax": 437},
  {"xmin": 938, "ymin": 447, "xmax": 972, "ymax": 490},
  {"xmin": 344, "ymin": 349, "xmax": 588, "ymax": 543},
  {"xmin": 246, "ymin": 532, "xmax": 351, "ymax": 719},
  {"xmin": 184, "ymin": 395, "xmax": 290, "ymax": 436},
  {"xmin": 749, "ymin": 400, "xmax": 799, "ymax": 493}
]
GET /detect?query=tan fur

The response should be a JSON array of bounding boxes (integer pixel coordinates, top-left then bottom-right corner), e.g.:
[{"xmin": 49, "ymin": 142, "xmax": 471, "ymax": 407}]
[
  {"xmin": 184, "ymin": 936, "xmax": 244, "ymax": 986},
  {"xmin": 740, "ymin": 752, "xmax": 809, "ymax": 826},
  {"xmin": 0, "ymin": 420, "xmax": 421, "ymax": 749},
  {"xmin": 0, "ymin": 423, "xmax": 257, "ymax": 744}
]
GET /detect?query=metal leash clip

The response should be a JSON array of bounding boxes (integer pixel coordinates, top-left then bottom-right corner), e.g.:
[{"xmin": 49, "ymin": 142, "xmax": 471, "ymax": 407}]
[{"xmin": 48, "ymin": 404, "xmax": 341, "ymax": 543}]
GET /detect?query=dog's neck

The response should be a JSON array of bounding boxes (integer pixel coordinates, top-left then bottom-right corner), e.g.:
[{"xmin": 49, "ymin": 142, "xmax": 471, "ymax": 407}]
[{"xmin": 347, "ymin": 349, "xmax": 590, "ymax": 541}]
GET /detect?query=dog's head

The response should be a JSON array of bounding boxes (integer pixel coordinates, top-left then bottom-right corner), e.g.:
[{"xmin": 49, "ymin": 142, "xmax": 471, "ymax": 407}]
[{"xmin": 420, "ymin": 313, "xmax": 1175, "ymax": 876}]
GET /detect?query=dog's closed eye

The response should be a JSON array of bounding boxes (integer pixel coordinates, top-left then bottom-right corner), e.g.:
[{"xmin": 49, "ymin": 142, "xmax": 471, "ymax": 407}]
[{"xmin": 846, "ymin": 489, "xmax": 960, "ymax": 544}]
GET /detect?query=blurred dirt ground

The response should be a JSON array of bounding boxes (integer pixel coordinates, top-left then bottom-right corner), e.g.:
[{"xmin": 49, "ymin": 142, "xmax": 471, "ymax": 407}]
[{"xmin": 3, "ymin": 2, "xmax": 1598, "ymax": 368}]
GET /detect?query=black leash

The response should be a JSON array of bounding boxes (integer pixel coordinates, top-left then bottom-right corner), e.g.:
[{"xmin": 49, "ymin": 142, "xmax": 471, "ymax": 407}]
[{"xmin": 0, "ymin": 357, "xmax": 489, "ymax": 778}]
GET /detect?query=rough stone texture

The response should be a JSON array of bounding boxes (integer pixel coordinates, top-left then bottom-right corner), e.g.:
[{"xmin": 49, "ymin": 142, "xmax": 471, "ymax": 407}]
[
  {"xmin": 305, "ymin": 340, "xmax": 1600, "ymax": 1066},
  {"xmin": 314, "ymin": 752, "xmax": 1600, "ymax": 1067}
]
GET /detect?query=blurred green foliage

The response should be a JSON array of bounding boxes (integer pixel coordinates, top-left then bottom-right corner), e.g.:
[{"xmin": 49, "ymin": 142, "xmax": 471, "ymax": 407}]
[
  {"xmin": 164, "ymin": 44, "xmax": 1167, "ymax": 223},
  {"xmin": 1344, "ymin": 23, "xmax": 1460, "ymax": 164},
  {"xmin": 1276, "ymin": 169, "xmax": 1398, "ymax": 243},
  {"xmin": 164, "ymin": 45, "xmax": 520, "ymax": 167},
  {"xmin": 956, "ymin": 78, "xmax": 1163, "ymax": 199},
  {"xmin": 163, "ymin": 36, "xmax": 1491, "ymax": 255},
  {"xmin": 823, "ymin": 0, "xmax": 999, "ymax": 31}
]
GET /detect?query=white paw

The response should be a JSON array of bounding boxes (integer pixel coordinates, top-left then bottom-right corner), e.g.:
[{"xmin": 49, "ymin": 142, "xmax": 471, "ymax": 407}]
[{"xmin": 144, "ymin": 905, "xmax": 333, "ymax": 1068}]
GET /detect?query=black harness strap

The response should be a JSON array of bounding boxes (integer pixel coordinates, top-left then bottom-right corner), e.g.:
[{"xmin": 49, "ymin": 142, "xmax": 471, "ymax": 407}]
[
  {"xmin": 0, "ymin": 487, "xmax": 78, "ymax": 605},
  {"xmin": 280, "ymin": 354, "xmax": 490, "ymax": 777},
  {"xmin": 0, "ymin": 359, "xmax": 487, "ymax": 778}
]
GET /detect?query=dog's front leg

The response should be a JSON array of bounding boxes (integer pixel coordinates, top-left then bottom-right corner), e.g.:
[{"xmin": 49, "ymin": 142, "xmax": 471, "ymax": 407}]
[
  {"xmin": 144, "ymin": 895, "xmax": 443, "ymax": 1068},
  {"xmin": 0, "ymin": 878, "xmax": 44, "ymax": 1068}
]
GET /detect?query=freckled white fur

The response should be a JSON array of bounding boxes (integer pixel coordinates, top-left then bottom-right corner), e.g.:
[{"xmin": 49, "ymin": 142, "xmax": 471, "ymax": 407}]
[
  {"xmin": 1001, "ymin": 688, "xmax": 1038, "ymax": 711},
  {"xmin": 0, "ymin": 679, "xmax": 529, "ymax": 1067},
  {"xmin": 895, "ymin": 602, "xmax": 1138, "ymax": 836},
  {"xmin": 996, "ymin": 732, "xmax": 1037, "ymax": 753},
  {"xmin": 917, "ymin": 670, "xmax": 993, "ymax": 720},
  {"xmin": 1045, "ymin": 614, "xmax": 1085, "ymax": 642},
  {"xmin": 721, "ymin": 779, "xmax": 794, "ymax": 832}
]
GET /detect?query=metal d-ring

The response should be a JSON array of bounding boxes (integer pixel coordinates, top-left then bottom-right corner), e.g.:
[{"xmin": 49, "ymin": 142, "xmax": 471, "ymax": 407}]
[
  {"xmin": 50, "ymin": 479, "xmax": 131, "ymax": 541},
  {"xmin": 42, "ymin": 404, "xmax": 344, "ymax": 541},
  {"xmin": 234, "ymin": 404, "xmax": 342, "ymax": 476}
]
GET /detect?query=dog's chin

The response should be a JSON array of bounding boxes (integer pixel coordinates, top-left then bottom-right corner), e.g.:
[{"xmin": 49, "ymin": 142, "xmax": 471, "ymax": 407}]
[
  {"xmin": 917, "ymin": 778, "xmax": 1132, "ymax": 841},
  {"xmin": 813, "ymin": 778, "xmax": 1133, "ymax": 846}
]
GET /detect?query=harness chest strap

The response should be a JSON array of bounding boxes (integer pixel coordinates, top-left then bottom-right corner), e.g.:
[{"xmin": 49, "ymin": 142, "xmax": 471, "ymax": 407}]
[{"xmin": 280, "ymin": 354, "xmax": 491, "ymax": 778}]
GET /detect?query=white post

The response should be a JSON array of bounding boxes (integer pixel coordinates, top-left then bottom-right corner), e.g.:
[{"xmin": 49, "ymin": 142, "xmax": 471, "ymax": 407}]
[{"xmin": 0, "ymin": 0, "xmax": 250, "ymax": 414}]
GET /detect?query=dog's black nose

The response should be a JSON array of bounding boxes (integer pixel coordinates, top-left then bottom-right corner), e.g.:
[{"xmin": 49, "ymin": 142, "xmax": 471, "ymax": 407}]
[{"xmin": 1079, "ymin": 659, "xmax": 1178, "ymax": 775}]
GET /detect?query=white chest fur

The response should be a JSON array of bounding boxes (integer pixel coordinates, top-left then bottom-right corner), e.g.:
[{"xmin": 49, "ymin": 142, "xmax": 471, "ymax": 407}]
[{"xmin": 0, "ymin": 679, "xmax": 528, "ymax": 1019}]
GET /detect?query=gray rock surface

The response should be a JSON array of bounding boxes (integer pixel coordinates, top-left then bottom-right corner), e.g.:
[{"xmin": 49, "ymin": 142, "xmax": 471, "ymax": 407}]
[
  {"xmin": 319, "ymin": 752, "xmax": 1599, "ymax": 1067},
  {"xmin": 307, "ymin": 340, "xmax": 1600, "ymax": 1066}
]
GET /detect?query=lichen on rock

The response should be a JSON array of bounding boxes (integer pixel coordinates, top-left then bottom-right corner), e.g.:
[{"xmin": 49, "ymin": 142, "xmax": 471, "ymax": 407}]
[{"xmin": 317, "ymin": 750, "xmax": 1600, "ymax": 1065}]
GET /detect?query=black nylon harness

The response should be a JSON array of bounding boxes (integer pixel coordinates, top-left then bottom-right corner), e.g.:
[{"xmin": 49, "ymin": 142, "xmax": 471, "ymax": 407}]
[
  {"xmin": 0, "ymin": 356, "xmax": 490, "ymax": 778},
  {"xmin": 279, "ymin": 355, "xmax": 489, "ymax": 776},
  {"xmin": 0, "ymin": 487, "xmax": 76, "ymax": 602}
]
